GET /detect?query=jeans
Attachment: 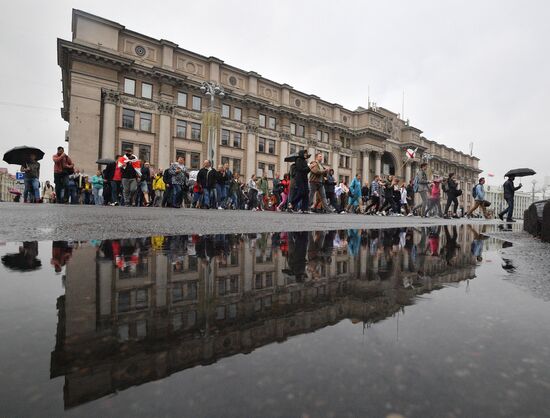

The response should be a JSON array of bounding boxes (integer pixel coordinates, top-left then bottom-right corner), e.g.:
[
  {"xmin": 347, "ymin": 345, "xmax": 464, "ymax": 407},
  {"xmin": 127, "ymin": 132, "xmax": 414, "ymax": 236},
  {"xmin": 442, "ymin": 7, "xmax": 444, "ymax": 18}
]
[
  {"xmin": 500, "ymin": 197, "xmax": 514, "ymax": 221},
  {"xmin": 24, "ymin": 178, "xmax": 40, "ymax": 202},
  {"xmin": 92, "ymin": 188, "xmax": 103, "ymax": 205},
  {"xmin": 68, "ymin": 182, "xmax": 79, "ymax": 204},
  {"xmin": 413, "ymin": 190, "xmax": 429, "ymax": 215},
  {"xmin": 216, "ymin": 184, "xmax": 226, "ymax": 208},
  {"xmin": 54, "ymin": 173, "xmax": 68, "ymax": 203},
  {"xmin": 444, "ymin": 195, "xmax": 459, "ymax": 215},
  {"xmin": 203, "ymin": 188, "xmax": 215, "ymax": 208},
  {"xmin": 122, "ymin": 178, "xmax": 138, "ymax": 206},
  {"xmin": 110, "ymin": 180, "xmax": 121, "ymax": 204},
  {"xmin": 309, "ymin": 182, "xmax": 331, "ymax": 211},
  {"xmin": 172, "ymin": 184, "xmax": 183, "ymax": 207}
]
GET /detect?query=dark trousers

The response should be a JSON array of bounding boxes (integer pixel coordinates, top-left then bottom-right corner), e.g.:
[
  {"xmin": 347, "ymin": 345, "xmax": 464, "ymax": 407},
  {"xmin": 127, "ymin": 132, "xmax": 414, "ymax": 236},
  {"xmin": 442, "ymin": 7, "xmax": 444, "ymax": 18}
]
[
  {"xmin": 110, "ymin": 180, "xmax": 121, "ymax": 204},
  {"xmin": 365, "ymin": 195, "xmax": 380, "ymax": 213},
  {"xmin": 500, "ymin": 197, "xmax": 515, "ymax": 221},
  {"xmin": 291, "ymin": 182, "xmax": 309, "ymax": 211},
  {"xmin": 444, "ymin": 195, "xmax": 459, "ymax": 215},
  {"xmin": 54, "ymin": 173, "xmax": 68, "ymax": 203}
]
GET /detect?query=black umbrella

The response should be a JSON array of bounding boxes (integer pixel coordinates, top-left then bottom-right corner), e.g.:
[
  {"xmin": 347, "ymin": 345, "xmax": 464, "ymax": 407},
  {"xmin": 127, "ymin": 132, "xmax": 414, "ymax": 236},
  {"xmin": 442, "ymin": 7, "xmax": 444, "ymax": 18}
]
[
  {"xmin": 3, "ymin": 146, "xmax": 45, "ymax": 165},
  {"xmin": 284, "ymin": 152, "xmax": 299, "ymax": 163},
  {"xmin": 504, "ymin": 168, "xmax": 536, "ymax": 178},
  {"xmin": 96, "ymin": 158, "xmax": 116, "ymax": 165}
]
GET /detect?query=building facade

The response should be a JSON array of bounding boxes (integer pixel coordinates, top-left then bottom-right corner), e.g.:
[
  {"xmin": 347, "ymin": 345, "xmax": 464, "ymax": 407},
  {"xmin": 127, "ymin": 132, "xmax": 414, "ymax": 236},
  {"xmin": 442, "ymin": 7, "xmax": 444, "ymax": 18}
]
[
  {"xmin": 485, "ymin": 184, "xmax": 532, "ymax": 219},
  {"xmin": 58, "ymin": 10, "xmax": 481, "ymax": 209},
  {"xmin": 0, "ymin": 168, "xmax": 18, "ymax": 202}
]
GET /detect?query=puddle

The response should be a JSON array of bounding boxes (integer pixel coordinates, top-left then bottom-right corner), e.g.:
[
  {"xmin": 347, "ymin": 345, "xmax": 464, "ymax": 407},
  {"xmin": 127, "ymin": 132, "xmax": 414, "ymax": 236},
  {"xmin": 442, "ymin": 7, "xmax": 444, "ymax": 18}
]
[{"xmin": 1, "ymin": 225, "xmax": 549, "ymax": 417}]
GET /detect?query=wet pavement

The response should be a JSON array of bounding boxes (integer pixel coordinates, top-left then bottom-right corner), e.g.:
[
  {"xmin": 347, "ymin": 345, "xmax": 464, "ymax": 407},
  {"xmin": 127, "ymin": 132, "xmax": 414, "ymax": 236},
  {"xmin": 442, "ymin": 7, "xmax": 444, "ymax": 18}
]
[{"xmin": 1, "ymin": 225, "xmax": 550, "ymax": 417}]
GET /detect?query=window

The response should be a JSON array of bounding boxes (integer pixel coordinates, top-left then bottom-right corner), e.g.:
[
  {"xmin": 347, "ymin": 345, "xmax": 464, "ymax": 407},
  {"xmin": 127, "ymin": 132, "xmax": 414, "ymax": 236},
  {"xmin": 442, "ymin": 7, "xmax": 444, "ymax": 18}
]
[
  {"xmin": 176, "ymin": 149, "xmax": 186, "ymax": 160},
  {"xmin": 233, "ymin": 132, "xmax": 241, "ymax": 148},
  {"xmin": 190, "ymin": 152, "xmax": 201, "ymax": 169},
  {"xmin": 322, "ymin": 151, "xmax": 329, "ymax": 163},
  {"xmin": 259, "ymin": 114, "xmax": 266, "ymax": 127},
  {"xmin": 222, "ymin": 104, "xmax": 230, "ymax": 118},
  {"xmin": 177, "ymin": 92, "xmax": 187, "ymax": 107},
  {"xmin": 257, "ymin": 162, "xmax": 265, "ymax": 177},
  {"xmin": 136, "ymin": 289, "xmax": 148, "ymax": 309},
  {"xmin": 297, "ymin": 124, "xmax": 305, "ymax": 137},
  {"xmin": 139, "ymin": 144, "xmax": 151, "ymax": 162},
  {"xmin": 140, "ymin": 112, "xmax": 152, "ymax": 132},
  {"xmin": 290, "ymin": 123, "xmax": 296, "ymax": 135},
  {"xmin": 322, "ymin": 132, "xmax": 329, "ymax": 142},
  {"xmin": 234, "ymin": 107, "xmax": 242, "ymax": 121},
  {"xmin": 192, "ymin": 96, "xmax": 202, "ymax": 111},
  {"xmin": 258, "ymin": 137, "xmax": 266, "ymax": 153},
  {"xmin": 191, "ymin": 123, "xmax": 201, "ymax": 140},
  {"xmin": 141, "ymin": 82, "xmax": 152, "ymax": 99},
  {"xmin": 124, "ymin": 78, "xmax": 135, "ymax": 95},
  {"xmin": 118, "ymin": 291, "xmax": 131, "ymax": 313},
  {"xmin": 316, "ymin": 130, "xmax": 322, "ymax": 141},
  {"xmin": 268, "ymin": 117, "xmax": 276, "ymax": 130},
  {"xmin": 268, "ymin": 164, "xmax": 275, "ymax": 178},
  {"xmin": 121, "ymin": 141, "xmax": 134, "ymax": 155},
  {"xmin": 340, "ymin": 155, "xmax": 350, "ymax": 169},
  {"xmin": 221, "ymin": 129, "xmax": 230, "ymax": 146},
  {"xmin": 122, "ymin": 109, "xmax": 135, "ymax": 129},
  {"xmin": 221, "ymin": 156, "xmax": 230, "ymax": 166},
  {"xmin": 289, "ymin": 144, "xmax": 305, "ymax": 154},
  {"xmin": 233, "ymin": 158, "xmax": 241, "ymax": 175},
  {"xmin": 176, "ymin": 120, "xmax": 187, "ymax": 138},
  {"xmin": 268, "ymin": 139, "xmax": 275, "ymax": 155}
]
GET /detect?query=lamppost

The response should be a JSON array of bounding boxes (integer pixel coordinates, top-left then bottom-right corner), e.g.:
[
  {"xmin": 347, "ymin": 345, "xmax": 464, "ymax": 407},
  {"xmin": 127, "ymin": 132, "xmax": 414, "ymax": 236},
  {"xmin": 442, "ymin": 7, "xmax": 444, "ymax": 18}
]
[{"xmin": 200, "ymin": 81, "xmax": 225, "ymax": 166}]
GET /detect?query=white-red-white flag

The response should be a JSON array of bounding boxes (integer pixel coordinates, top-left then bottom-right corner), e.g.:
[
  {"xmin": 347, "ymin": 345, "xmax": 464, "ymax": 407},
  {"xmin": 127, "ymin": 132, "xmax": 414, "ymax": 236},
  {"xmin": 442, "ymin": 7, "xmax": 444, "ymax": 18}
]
[{"xmin": 406, "ymin": 148, "xmax": 417, "ymax": 159}]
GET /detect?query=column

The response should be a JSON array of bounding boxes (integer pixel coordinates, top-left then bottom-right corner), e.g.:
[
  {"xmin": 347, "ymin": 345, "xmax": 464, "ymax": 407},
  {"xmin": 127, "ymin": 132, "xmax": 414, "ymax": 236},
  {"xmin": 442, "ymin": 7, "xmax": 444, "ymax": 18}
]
[
  {"xmin": 279, "ymin": 138, "xmax": 289, "ymax": 175},
  {"xmin": 405, "ymin": 163, "xmax": 412, "ymax": 183},
  {"xmin": 362, "ymin": 150, "xmax": 370, "ymax": 181},
  {"xmin": 374, "ymin": 152, "xmax": 382, "ymax": 176},
  {"xmin": 100, "ymin": 89, "xmax": 118, "ymax": 159},
  {"xmin": 157, "ymin": 102, "xmax": 173, "ymax": 169},
  {"xmin": 245, "ymin": 125, "xmax": 257, "ymax": 179},
  {"xmin": 351, "ymin": 153, "xmax": 358, "ymax": 179},
  {"xmin": 332, "ymin": 150, "xmax": 339, "ymax": 181}
]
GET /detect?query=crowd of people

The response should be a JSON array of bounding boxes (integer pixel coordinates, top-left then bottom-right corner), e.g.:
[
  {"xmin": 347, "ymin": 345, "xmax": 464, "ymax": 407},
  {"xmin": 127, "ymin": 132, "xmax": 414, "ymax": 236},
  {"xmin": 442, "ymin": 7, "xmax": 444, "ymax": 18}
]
[{"xmin": 17, "ymin": 146, "xmax": 522, "ymax": 221}]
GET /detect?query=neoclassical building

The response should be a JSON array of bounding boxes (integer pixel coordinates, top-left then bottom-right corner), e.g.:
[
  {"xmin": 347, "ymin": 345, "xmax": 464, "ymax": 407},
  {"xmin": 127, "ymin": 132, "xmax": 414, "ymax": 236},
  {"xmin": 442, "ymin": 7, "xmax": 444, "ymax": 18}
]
[{"xmin": 58, "ymin": 10, "xmax": 481, "ymax": 208}]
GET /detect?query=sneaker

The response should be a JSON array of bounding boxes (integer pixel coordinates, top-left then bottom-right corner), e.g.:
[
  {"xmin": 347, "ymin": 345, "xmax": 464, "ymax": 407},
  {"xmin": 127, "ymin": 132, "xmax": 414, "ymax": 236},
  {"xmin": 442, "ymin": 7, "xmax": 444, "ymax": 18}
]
[
  {"xmin": 339, "ymin": 210, "xmax": 346, "ymax": 214},
  {"xmin": 218, "ymin": 207, "xmax": 223, "ymax": 210},
  {"xmin": 407, "ymin": 213, "xmax": 413, "ymax": 217},
  {"xmin": 498, "ymin": 213, "xmax": 504, "ymax": 221}
]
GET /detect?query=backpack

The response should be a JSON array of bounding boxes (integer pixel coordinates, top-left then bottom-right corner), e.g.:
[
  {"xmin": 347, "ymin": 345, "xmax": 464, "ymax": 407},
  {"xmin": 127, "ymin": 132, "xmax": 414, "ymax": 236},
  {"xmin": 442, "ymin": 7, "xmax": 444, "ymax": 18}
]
[
  {"xmin": 442, "ymin": 181, "xmax": 448, "ymax": 193},
  {"xmin": 289, "ymin": 163, "xmax": 296, "ymax": 179},
  {"xmin": 472, "ymin": 185, "xmax": 478, "ymax": 198},
  {"xmin": 162, "ymin": 168, "xmax": 171, "ymax": 185},
  {"xmin": 413, "ymin": 175, "xmax": 419, "ymax": 193}
]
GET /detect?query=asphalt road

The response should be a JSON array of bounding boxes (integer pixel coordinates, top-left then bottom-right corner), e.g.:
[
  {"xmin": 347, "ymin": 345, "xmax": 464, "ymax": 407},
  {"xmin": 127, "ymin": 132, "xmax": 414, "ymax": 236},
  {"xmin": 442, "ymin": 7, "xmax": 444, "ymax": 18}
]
[{"xmin": 0, "ymin": 202, "xmax": 502, "ymax": 241}]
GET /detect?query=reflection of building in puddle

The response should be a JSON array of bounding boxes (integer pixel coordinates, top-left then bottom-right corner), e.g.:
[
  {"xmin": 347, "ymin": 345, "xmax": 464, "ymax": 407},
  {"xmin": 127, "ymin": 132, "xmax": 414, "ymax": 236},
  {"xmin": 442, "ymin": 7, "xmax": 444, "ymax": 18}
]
[{"xmin": 51, "ymin": 227, "xmax": 478, "ymax": 409}]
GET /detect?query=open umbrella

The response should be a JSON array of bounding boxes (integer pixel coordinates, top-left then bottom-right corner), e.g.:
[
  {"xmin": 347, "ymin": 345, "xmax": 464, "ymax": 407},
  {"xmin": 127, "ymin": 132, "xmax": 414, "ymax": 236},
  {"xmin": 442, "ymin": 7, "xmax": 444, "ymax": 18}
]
[
  {"xmin": 96, "ymin": 158, "xmax": 116, "ymax": 165},
  {"xmin": 284, "ymin": 152, "xmax": 299, "ymax": 163},
  {"xmin": 504, "ymin": 168, "xmax": 536, "ymax": 178},
  {"xmin": 8, "ymin": 188, "xmax": 21, "ymax": 196},
  {"xmin": 3, "ymin": 146, "xmax": 45, "ymax": 165}
]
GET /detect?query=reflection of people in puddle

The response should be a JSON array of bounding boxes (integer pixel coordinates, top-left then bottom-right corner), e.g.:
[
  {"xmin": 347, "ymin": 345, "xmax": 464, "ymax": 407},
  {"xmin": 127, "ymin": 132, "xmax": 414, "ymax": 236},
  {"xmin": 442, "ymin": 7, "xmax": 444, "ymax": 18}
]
[
  {"xmin": 443, "ymin": 225, "xmax": 460, "ymax": 266},
  {"xmin": 283, "ymin": 231, "xmax": 308, "ymax": 282},
  {"xmin": 51, "ymin": 241, "xmax": 73, "ymax": 273},
  {"xmin": 425, "ymin": 226, "xmax": 441, "ymax": 257},
  {"xmin": 468, "ymin": 225, "xmax": 488, "ymax": 263},
  {"xmin": 1, "ymin": 241, "xmax": 41, "ymax": 271}
]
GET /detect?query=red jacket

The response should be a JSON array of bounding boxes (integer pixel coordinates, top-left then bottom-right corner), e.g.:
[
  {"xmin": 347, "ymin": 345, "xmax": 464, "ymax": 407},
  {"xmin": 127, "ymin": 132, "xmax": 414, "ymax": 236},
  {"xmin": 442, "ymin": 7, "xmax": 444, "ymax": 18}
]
[{"xmin": 52, "ymin": 153, "xmax": 73, "ymax": 174}]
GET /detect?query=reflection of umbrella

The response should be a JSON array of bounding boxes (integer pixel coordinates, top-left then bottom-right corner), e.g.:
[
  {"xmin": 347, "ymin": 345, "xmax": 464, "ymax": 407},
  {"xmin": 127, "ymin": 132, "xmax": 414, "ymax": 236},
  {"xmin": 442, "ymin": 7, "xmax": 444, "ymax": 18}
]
[
  {"xmin": 284, "ymin": 152, "xmax": 299, "ymax": 163},
  {"xmin": 8, "ymin": 188, "xmax": 21, "ymax": 196},
  {"xmin": 1, "ymin": 242, "xmax": 41, "ymax": 271},
  {"xmin": 504, "ymin": 168, "xmax": 536, "ymax": 178},
  {"xmin": 3, "ymin": 146, "xmax": 45, "ymax": 165},
  {"xmin": 96, "ymin": 158, "xmax": 116, "ymax": 165}
]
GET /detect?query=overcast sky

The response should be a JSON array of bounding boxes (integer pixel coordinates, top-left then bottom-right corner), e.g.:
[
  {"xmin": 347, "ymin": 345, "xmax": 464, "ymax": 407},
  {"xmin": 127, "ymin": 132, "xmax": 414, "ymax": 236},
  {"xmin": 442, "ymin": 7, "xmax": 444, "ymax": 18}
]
[{"xmin": 1, "ymin": 0, "xmax": 549, "ymax": 189}]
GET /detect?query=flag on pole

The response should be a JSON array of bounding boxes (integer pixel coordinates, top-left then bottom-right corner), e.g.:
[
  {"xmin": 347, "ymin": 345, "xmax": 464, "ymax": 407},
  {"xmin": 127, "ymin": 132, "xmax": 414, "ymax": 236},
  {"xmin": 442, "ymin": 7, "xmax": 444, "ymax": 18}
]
[{"xmin": 406, "ymin": 148, "xmax": 417, "ymax": 160}]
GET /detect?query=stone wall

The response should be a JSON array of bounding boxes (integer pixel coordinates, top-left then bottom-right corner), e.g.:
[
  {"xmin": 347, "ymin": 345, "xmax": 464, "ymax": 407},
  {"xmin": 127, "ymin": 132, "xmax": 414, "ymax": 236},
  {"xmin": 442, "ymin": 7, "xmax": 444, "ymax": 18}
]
[{"xmin": 524, "ymin": 200, "xmax": 550, "ymax": 242}]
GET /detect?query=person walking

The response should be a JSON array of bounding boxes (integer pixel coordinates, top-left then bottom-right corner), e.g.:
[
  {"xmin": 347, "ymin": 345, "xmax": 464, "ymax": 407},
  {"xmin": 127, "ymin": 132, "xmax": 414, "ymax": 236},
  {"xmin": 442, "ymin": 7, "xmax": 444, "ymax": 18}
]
[
  {"xmin": 21, "ymin": 152, "xmax": 40, "ymax": 203},
  {"xmin": 119, "ymin": 148, "xmax": 141, "ymax": 207},
  {"xmin": 277, "ymin": 173, "xmax": 291, "ymax": 211},
  {"xmin": 443, "ymin": 173, "xmax": 461, "ymax": 218},
  {"xmin": 42, "ymin": 180, "xmax": 55, "ymax": 203},
  {"xmin": 247, "ymin": 174, "xmax": 260, "ymax": 210},
  {"xmin": 466, "ymin": 177, "xmax": 490, "ymax": 219},
  {"xmin": 140, "ymin": 161, "xmax": 152, "ymax": 206},
  {"xmin": 400, "ymin": 183, "xmax": 410, "ymax": 216},
  {"xmin": 169, "ymin": 156, "xmax": 188, "ymax": 208},
  {"xmin": 197, "ymin": 160, "xmax": 217, "ymax": 209},
  {"xmin": 152, "ymin": 170, "xmax": 166, "ymax": 207},
  {"xmin": 498, "ymin": 175, "xmax": 522, "ymax": 222},
  {"xmin": 412, "ymin": 163, "xmax": 430, "ymax": 216},
  {"xmin": 364, "ymin": 175, "xmax": 381, "ymax": 214},
  {"xmin": 52, "ymin": 146, "xmax": 73, "ymax": 203},
  {"xmin": 289, "ymin": 150, "xmax": 310, "ymax": 213},
  {"xmin": 91, "ymin": 170, "xmax": 104, "ymax": 205},
  {"xmin": 346, "ymin": 174, "xmax": 362, "ymax": 213},
  {"xmin": 308, "ymin": 152, "xmax": 335, "ymax": 213},
  {"xmin": 257, "ymin": 172, "xmax": 269, "ymax": 211},
  {"xmin": 425, "ymin": 177, "xmax": 443, "ymax": 217}
]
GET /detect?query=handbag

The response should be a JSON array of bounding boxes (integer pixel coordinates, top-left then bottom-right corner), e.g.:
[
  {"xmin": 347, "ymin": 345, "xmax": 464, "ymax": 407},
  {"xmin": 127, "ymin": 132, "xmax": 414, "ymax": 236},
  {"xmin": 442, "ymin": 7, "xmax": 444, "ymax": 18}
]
[
  {"xmin": 455, "ymin": 189, "xmax": 463, "ymax": 197},
  {"xmin": 483, "ymin": 200, "xmax": 491, "ymax": 207}
]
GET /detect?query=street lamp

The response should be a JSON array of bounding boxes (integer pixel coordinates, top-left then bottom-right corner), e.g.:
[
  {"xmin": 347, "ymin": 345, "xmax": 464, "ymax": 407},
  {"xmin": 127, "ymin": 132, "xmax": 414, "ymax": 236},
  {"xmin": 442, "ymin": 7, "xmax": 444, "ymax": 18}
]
[{"xmin": 200, "ymin": 81, "xmax": 225, "ymax": 165}]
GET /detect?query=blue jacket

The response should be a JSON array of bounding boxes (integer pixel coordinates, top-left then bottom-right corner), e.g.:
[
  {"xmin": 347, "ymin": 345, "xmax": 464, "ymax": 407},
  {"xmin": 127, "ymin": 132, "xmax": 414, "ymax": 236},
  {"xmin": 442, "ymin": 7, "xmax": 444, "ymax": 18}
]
[
  {"xmin": 349, "ymin": 177, "xmax": 362, "ymax": 199},
  {"xmin": 475, "ymin": 184, "xmax": 485, "ymax": 201}
]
